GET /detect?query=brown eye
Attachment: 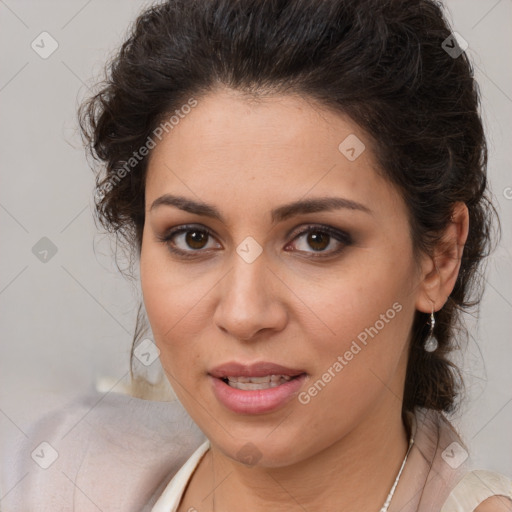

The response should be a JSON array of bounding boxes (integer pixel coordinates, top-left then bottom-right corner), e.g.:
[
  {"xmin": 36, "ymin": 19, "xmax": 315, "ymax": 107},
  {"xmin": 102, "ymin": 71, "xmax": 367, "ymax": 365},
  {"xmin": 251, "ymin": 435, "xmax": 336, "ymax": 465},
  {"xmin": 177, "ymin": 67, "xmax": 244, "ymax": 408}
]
[
  {"xmin": 306, "ymin": 231, "xmax": 330, "ymax": 251},
  {"xmin": 184, "ymin": 230, "xmax": 209, "ymax": 249},
  {"xmin": 158, "ymin": 225, "xmax": 221, "ymax": 258},
  {"xmin": 286, "ymin": 225, "xmax": 352, "ymax": 257}
]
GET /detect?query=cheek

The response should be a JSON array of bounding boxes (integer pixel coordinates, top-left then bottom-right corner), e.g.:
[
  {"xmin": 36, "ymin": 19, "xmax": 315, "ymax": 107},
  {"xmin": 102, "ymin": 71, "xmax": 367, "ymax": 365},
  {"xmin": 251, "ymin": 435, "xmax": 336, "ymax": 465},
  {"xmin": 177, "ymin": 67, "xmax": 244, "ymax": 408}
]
[
  {"xmin": 293, "ymin": 251, "xmax": 415, "ymax": 396},
  {"xmin": 293, "ymin": 288, "xmax": 412, "ymax": 440},
  {"xmin": 140, "ymin": 244, "xmax": 170, "ymax": 337},
  {"xmin": 140, "ymin": 239, "xmax": 188, "ymax": 360},
  {"xmin": 139, "ymin": 237, "xmax": 214, "ymax": 380},
  {"xmin": 292, "ymin": 248, "xmax": 413, "ymax": 347}
]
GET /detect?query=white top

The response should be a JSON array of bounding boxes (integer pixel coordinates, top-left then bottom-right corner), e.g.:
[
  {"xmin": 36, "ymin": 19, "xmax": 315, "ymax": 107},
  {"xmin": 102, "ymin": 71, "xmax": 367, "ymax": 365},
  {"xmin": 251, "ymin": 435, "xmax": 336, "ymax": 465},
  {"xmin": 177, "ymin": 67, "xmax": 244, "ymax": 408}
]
[
  {"xmin": 151, "ymin": 440, "xmax": 210, "ymax": 511},
  {"xmin": 152, "ymin": 440, "xmax": 512, "ymax": 512}
]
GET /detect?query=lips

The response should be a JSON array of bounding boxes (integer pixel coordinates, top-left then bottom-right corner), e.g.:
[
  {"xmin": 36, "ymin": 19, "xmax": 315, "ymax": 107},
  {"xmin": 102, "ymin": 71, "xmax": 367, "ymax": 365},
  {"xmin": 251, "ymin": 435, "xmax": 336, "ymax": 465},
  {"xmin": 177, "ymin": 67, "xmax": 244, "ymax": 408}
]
[
  {"xmin": 209, "ymin": 361, "xmax": 306, "ymax": 379},
  {"xmin": 208, "ymin": 361, "xmax": 307, "ymax": 414}
]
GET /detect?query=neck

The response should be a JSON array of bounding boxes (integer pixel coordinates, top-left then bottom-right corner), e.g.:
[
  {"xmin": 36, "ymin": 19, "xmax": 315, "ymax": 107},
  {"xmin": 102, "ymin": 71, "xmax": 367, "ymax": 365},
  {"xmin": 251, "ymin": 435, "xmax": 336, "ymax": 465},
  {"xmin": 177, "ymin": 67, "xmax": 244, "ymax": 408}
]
[{"xmin": 203, "ymin": 400, "xmax": 409, "ymax": 512}]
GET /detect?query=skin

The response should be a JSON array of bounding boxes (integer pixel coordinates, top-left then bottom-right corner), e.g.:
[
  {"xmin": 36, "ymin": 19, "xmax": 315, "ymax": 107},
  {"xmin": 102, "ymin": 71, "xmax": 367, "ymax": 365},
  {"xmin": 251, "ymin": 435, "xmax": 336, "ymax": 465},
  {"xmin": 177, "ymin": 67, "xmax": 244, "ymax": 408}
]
[
  {"xmin": 140, "ymin": 87, "xmax": 469, "ymax": 512},
  {"xmin": 475, "ymin": 497, "xmax": 512, "ymax": 512}
]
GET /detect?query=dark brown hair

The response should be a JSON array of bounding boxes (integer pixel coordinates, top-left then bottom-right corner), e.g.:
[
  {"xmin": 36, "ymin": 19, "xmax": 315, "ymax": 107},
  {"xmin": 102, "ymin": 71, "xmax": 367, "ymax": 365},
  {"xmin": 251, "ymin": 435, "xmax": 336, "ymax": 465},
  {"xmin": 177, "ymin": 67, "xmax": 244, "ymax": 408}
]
[{"xmin": 79, "ymin": 0, "xmax": 498, "ymax": 414}]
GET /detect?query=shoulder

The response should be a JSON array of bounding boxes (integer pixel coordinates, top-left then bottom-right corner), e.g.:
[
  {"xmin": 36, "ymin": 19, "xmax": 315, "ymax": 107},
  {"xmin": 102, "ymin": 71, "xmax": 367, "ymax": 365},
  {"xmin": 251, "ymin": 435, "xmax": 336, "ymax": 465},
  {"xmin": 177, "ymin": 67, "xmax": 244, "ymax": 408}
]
[
  {"xmin": 2, "ymin": 391, "xmax": 206, "ymax": 512},
  {"xmin": 442, "ymin": 470, "xmax": 512, "ymax": 512},
  {"xmin": 474, "ymin": 496, "xmax": 512, "ymax": 512},
  {"xmin": 413, "ymin": 409, "xmax": 512, "ymax": 512}
]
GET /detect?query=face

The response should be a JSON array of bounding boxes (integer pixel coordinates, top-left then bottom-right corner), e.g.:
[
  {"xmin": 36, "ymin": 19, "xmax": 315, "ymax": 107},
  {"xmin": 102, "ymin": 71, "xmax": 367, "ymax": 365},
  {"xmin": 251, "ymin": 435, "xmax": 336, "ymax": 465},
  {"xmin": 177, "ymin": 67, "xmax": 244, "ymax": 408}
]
[{"xmin": 140, "ymin": 88, "xmax": 424, "ymax": 467}]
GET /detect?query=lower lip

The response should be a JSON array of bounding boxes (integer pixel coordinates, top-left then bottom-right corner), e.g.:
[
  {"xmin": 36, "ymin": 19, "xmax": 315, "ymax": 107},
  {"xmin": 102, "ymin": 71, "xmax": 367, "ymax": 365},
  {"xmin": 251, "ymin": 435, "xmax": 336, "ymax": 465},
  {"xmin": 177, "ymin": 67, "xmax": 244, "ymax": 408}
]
[{"xmin": 209, "ymin": 374, "xmax": 307, "ymax": 414}]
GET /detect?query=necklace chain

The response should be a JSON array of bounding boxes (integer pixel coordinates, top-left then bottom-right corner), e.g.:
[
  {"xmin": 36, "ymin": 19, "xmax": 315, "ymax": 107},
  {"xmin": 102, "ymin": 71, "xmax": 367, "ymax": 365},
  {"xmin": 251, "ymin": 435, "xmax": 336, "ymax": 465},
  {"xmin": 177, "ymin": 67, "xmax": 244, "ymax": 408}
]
[
  {"xmin": 379, "ymin": 436, "xmax": 415, "ymax": 512},
  {"xmin": 211, "ymin": 436, "xmax": 415, "ymax": 512}
]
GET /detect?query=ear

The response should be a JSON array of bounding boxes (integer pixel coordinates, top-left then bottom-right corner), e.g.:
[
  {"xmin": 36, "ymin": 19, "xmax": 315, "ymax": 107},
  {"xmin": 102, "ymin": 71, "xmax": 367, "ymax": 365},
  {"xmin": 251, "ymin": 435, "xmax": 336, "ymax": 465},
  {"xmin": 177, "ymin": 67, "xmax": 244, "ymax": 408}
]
[{"xmin": 415, "ymin": 202, "xmax": 469, "ymax": 313}]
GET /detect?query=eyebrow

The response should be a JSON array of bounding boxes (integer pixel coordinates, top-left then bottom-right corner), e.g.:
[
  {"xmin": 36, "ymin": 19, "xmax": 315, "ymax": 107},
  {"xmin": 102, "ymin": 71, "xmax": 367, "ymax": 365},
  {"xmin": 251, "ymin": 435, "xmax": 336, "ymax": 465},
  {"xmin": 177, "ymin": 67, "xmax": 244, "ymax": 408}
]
[{"xmin": 149, "ymin": 194, "xmax": 372, "ymax": 223}]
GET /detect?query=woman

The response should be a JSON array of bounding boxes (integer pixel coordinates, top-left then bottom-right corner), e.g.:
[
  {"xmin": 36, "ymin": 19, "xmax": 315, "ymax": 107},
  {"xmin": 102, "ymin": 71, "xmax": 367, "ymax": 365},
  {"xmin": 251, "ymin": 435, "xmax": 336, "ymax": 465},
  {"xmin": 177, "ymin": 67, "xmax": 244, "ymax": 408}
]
[{"xmin": 7, "ymin": 0, "xmax": 512, "ymax": 510}]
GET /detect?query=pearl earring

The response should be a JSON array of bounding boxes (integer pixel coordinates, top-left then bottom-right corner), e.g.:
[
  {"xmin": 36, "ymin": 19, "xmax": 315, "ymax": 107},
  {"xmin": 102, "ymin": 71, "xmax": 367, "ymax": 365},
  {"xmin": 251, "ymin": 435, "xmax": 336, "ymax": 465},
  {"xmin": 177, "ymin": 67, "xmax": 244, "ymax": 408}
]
[{"xmin": 424, "ymin": 308, "xmax": 438, "ymax": 353}]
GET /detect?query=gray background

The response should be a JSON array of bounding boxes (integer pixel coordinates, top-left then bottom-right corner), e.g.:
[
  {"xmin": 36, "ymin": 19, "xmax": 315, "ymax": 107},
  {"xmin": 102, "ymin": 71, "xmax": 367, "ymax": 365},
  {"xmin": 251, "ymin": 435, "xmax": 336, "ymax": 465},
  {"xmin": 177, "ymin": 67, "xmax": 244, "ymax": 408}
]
[{"xmin": 1, "ymin": 0, "xmax": 511, "ymax": 483}]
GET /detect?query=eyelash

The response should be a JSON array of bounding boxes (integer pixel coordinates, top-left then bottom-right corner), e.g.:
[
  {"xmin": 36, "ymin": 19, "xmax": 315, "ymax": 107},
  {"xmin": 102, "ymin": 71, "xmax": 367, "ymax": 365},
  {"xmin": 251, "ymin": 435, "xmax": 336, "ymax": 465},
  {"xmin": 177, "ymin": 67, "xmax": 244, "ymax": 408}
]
[{"xmin": 157, "ymin": 224, "xmax": 352, "ymax": 260}]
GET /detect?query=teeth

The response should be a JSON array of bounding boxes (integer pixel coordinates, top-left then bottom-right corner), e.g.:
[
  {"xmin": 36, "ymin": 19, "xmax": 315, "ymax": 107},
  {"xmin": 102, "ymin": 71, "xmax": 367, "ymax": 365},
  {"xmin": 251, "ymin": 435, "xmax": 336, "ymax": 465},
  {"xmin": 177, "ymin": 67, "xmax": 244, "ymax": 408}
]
[
  {"xmin": 225, "ymin": 374, "xmax": 294, "ymax": 390},
  {"xmin": 227, "ymin": 375, "xmax": 292, "ymax": 384}
]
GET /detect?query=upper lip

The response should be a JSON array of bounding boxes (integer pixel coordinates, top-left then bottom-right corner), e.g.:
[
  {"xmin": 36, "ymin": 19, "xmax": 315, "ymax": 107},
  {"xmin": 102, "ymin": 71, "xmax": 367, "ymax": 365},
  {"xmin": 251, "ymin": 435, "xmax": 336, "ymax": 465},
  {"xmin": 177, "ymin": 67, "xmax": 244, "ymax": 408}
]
[{"xmin": 209, "ymin": 361, "xmax": 306, "ymax": 378}]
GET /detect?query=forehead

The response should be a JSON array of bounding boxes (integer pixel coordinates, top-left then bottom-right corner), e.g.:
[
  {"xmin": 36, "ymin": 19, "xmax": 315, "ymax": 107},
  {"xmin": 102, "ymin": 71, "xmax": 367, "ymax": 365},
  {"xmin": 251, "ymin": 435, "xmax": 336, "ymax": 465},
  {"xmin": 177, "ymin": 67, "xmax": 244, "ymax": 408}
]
[{"xmin": 145, "ymin": 88, "xmax": 402, "ymax": 218}]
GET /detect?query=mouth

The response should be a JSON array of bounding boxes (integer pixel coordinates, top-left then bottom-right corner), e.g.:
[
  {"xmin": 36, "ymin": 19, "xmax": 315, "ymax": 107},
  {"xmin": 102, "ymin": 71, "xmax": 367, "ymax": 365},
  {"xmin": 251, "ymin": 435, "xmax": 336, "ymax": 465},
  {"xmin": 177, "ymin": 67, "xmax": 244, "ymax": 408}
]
[
  {"xmin": 209, "ymin": 361, "xmax": 307, "ymax": 379},
  {"xmin": 208, "ymin": 361, "xmax": 308, "ymax": 414}
]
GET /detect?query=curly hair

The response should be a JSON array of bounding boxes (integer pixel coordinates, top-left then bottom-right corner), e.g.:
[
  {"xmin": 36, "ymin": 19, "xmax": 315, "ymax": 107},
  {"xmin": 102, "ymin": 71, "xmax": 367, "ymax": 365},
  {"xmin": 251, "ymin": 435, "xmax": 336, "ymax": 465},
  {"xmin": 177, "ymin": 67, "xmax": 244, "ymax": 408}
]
[{"xmin": 79, "ymin": 0, "xmax": 498, "ymax": 414}]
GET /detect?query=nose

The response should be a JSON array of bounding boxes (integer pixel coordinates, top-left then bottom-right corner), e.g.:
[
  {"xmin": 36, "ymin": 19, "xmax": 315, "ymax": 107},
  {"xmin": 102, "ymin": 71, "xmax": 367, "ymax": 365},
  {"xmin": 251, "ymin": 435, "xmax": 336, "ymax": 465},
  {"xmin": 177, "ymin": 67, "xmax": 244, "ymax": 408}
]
[{"xmin": 213, "ymin": 253, "xmax": 288, "ymax": 342}]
